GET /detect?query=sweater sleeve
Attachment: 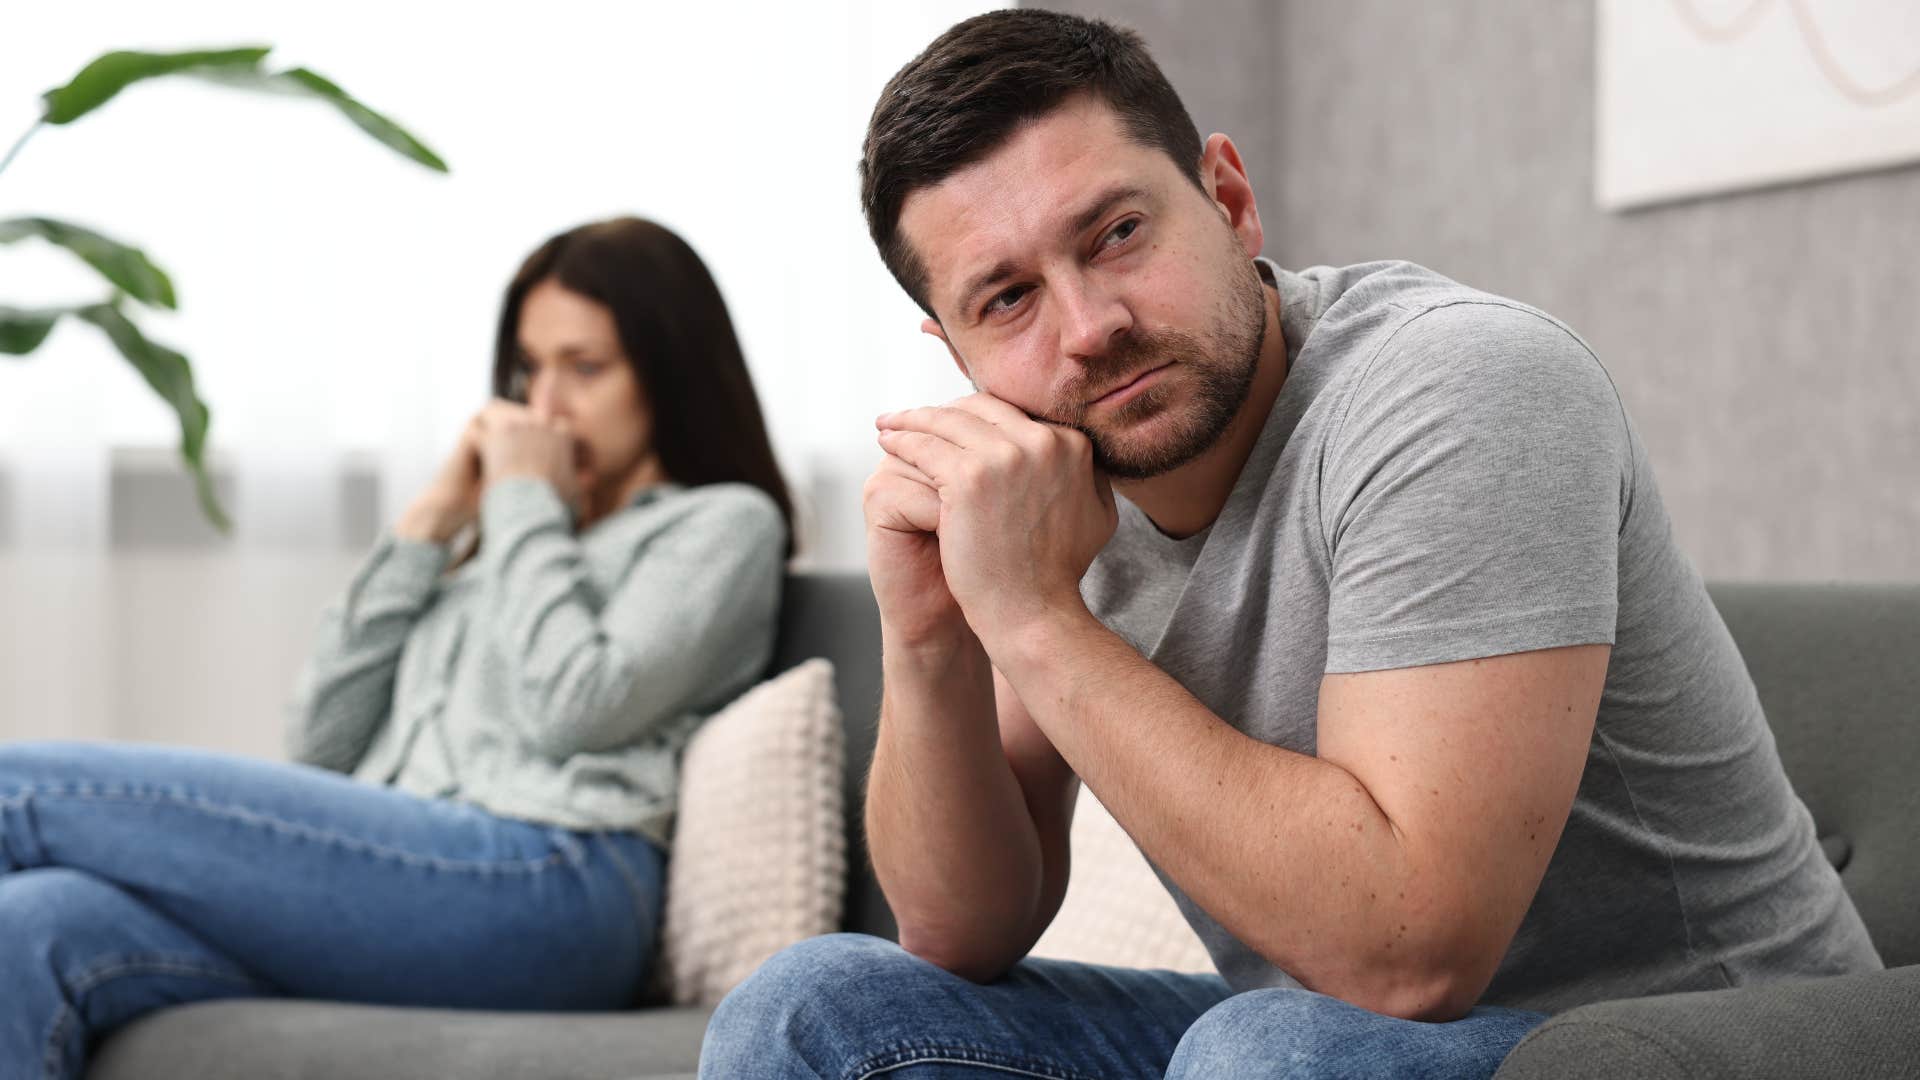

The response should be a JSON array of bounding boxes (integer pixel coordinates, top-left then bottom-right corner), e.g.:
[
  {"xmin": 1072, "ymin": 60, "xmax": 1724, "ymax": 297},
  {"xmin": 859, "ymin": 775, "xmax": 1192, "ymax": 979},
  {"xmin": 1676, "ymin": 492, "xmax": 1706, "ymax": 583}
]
[
  {"xmin": 477, "ymin": 477, "xmax": 785, "ymax": 761},
  {"xmin": 284, "ymin": 535, "xmax": 449, "ymax": 771}
]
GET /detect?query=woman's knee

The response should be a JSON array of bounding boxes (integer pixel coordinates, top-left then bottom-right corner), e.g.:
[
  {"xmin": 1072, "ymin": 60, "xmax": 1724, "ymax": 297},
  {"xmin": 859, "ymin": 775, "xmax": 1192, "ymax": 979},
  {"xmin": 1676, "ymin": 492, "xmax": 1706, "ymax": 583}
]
[
  {"xmin": 0, "ymin": 867, "xmax": 118, "ymax": 967},
  {"xmin": 0, "ymin": 738, "xmax": 51, "ymax": 793},
  {"xmin": 0, "ymin": 742, "xmax": 92, "ymax": 872},
  {"xmin": 0, "ymin": 740, "xmax": 97, "ymax": 798}
]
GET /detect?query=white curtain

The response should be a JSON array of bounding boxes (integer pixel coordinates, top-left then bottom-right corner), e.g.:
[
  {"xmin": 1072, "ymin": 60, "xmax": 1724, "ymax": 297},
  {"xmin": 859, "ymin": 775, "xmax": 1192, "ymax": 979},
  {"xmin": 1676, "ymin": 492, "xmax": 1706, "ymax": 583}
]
[{"xmin": 0, "ymin": 0, "xmax": 992, "ymax": 748}]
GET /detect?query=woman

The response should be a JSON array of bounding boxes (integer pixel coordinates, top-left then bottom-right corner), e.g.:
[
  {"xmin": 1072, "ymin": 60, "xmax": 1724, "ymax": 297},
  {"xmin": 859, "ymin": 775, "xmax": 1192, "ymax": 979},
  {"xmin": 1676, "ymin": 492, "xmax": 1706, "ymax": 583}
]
[{"xmin": 0, "ymin": 217, "xmax": 793, "ymax": 1078}]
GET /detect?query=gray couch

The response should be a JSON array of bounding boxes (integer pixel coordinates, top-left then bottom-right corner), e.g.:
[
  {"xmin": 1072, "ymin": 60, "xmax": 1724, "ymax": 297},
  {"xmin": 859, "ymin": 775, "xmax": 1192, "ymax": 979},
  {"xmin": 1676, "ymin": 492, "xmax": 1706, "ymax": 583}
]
[{"xmin": 92, "ymin": 577, "xmax": 1918, "ymax": 1079}]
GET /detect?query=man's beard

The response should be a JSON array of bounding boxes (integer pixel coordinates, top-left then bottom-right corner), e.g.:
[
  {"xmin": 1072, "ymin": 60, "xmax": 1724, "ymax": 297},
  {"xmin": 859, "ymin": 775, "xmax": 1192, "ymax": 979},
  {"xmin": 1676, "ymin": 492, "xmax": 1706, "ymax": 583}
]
[{"xmin": 1048, "ymin": 260, "xmax": 1267, "ymax": 481}]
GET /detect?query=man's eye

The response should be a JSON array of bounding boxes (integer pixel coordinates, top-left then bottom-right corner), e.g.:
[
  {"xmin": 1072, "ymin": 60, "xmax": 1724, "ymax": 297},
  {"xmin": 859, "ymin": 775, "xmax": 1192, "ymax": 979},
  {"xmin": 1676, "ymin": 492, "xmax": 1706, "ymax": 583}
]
[
  {"xmin": 1104, "ymin": 218, "xmax": 1140, "ymax": 247},
  {"xmin": 985, "ymin": 285, "xmax": 1030, "ymax": 315},
  {"xmin": 572, "ymin": 361, "xmax": 604, "ymax": 377}
]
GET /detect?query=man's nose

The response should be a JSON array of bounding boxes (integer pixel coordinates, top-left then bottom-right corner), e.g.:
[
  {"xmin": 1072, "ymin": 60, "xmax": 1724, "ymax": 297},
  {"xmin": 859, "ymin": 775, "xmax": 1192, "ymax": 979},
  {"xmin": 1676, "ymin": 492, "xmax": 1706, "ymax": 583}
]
[{"xmin": 1056, "ymin": 275, "xmax": 1132, "ymax": 361}]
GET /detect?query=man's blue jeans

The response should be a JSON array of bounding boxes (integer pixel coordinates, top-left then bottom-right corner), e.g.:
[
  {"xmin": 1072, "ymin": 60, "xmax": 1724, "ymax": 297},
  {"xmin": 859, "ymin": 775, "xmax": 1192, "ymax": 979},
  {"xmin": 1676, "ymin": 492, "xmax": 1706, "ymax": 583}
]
[
  {"xmin": 0, "ymin": 741, "xmax": 663, "ymax": 1080},
  {"xmin": 701, "ymin": 934, "xmax": 1545, "ymax": 1079}
]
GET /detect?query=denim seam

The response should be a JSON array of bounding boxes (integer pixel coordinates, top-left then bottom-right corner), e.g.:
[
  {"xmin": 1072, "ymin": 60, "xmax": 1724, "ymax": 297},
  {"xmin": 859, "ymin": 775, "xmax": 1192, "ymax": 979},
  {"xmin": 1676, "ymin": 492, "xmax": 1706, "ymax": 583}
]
[
  {"xmin": 66, "ymin": 954, "xmax": 275, "ymax": 997},
  {"xmin": 43, "ymin": 957, "xmax": 273, "ymax": 1080},
  {"xmin": 9, "ymin": 784, "xmax": 566, "ymax": 875},
  {"xmin": 2, "ymin": 790, "xmax": 47, "ymax": 870},
  {"xmin": 851, "ymin": 1045, "xmax": 1103, "ymax": 1080},
  {"xmin": 592, "ymin": 832, "xmax": 653, "ymax": 915}
]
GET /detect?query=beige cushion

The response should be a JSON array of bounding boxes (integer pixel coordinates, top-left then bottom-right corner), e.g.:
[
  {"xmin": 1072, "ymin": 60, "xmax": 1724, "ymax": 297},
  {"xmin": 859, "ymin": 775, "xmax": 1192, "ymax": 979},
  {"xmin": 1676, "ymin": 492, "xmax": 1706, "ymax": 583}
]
[
  {"xmin": 1029, "ymin": 788, "xmax": 1216, "ymax": 973},
  {"xmin": 649, "ymin": 659, "xmax": 846, "ymax": 1006}
]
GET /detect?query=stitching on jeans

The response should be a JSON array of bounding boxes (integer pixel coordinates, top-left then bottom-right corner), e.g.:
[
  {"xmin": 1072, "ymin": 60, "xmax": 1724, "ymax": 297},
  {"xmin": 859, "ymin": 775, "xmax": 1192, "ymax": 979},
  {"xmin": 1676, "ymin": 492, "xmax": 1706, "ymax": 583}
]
[
  {"xmin": 2, "ymin": 790, "xmax": 48, "ymax": 871},
  {"xmin": 67, "ymin": 955, "xmax": 274, "ymax": 996},
  {"xmin": 851, "ymin": 1045, "xmax": 1103, "ymax": 1080},
  {"xmin": 10, "ymin": 784, "xmax": 565, "ymax": 874},
  {"xmin": 43, "ymin": 956, "xmax": 273, "ymax": 1080},
  {"xmin": 593, "ymin": 833, "xmax": 655, "ymax": 914},
  {"xmin": 43, "ymin": 1002, "xmax": 75, "ymax": 1080}
]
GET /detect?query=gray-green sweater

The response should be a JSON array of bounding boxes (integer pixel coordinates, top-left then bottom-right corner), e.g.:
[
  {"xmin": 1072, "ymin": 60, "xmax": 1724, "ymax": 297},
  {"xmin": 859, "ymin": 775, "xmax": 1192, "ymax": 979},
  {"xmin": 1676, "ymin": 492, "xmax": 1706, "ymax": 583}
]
[{"xmin": 285, "ymin": 476, "xmax": 786, "ymax": 845}]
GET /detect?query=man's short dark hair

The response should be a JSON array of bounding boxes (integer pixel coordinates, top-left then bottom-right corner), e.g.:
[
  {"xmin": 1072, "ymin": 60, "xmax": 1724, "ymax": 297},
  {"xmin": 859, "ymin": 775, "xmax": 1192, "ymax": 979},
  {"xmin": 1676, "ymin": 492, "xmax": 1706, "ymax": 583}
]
[{"xmin": 860, "ymin": 8, "xmax": 1204, "ymax": 317}]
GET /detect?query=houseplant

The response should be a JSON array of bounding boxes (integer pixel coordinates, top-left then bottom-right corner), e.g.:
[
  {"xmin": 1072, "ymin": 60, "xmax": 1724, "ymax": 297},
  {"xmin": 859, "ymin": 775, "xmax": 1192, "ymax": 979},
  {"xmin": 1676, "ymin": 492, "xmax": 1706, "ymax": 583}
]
[{"xmin": 0, "ymin": 46, "xmax": 447, "ymax": 529}]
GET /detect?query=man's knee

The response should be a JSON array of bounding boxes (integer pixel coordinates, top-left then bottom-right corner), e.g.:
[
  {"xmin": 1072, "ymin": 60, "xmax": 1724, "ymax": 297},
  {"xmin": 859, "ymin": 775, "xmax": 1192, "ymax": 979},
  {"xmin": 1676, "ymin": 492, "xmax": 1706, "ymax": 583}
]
[
  {"xmin": 1166, "ymin": 988, "xmax": 1361, "ymax": 1079},
  {"xmin": 700, "ymin": 933, "xmax": 939, "ymax": 1076},
  {"xmin": 710, "ymin": 933, "xmax": 915, "ymax": 1031}
]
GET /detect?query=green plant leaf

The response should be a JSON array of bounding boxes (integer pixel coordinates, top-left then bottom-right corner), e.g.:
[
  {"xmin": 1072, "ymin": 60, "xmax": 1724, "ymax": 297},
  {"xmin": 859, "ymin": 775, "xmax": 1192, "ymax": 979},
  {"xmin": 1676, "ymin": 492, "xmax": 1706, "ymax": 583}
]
[
  {"xmin": 40, "ymin": 47, "xmax": 273, "ymax": 125},
  {"xmin": 189, "ymin": 66, "xmax": 449, "ymax": 173},
  {"xmin": 278, "ymin": 67, "xmax": 449, "ymax": 173},
  {"xmin": 0, "ymin": 217, "xmax": 177, "ymax": 309},
  {"xmin": 0, "ymin": 303, "xmax": 74, "ymax": 355},
  {"xmin": 75, "ymin": 302, "xmax": 230, "ymax": 532}
]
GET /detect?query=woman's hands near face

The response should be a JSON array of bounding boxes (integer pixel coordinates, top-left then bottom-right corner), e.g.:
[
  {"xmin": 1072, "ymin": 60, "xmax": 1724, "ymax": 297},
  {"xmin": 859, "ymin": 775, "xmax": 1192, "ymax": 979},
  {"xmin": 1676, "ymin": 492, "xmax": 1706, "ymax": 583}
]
[
  {"xmin": 395, "ymin": 413, "xmax": 486, "ymax": 544},
  {"xmin": 395, "ymin": 400, "xmax": 585, "ymax": 544},
  {"xmin": 476, "ymin": 400, "xmax": 584, "ymax": 511}
]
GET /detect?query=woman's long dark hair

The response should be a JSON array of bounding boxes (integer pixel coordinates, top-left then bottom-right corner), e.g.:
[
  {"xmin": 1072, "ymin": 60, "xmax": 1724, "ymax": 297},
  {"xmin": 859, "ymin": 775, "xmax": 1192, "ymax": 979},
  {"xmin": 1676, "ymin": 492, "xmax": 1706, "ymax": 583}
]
[{"xmin": 492, "ymin": 217, "xmax": 795, "ymax": 555}]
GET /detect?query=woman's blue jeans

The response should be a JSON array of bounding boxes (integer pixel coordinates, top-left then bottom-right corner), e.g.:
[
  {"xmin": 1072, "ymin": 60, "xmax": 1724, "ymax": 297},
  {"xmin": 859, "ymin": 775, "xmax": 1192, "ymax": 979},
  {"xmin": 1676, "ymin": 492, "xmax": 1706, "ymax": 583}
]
[
  {"xmin": 0, "ymin": 740, "xmax": 663, "ymax": 1080},
  {"xmin": 701, "ymin": 934, "xmax": 1546, "ymax": 1079}
]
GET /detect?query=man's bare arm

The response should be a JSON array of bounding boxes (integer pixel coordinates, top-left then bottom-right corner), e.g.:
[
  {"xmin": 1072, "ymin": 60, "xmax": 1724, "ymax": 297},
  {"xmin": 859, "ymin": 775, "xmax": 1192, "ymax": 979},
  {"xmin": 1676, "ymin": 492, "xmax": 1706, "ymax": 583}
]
[
  {"xmin": 992, "ymin": 610, "xmax": 1605, "ymax": 1022},
  {"xmin": 873, "ymin": 383, "xmax": 1606, "ymax": 1021},
  {"xmin": 865, "ymin": 637, "xmax": 1077, "ymax": 981},
  {"xmin": 860, "ymin": 397, "xmax": 1104, "ymax": 983}
]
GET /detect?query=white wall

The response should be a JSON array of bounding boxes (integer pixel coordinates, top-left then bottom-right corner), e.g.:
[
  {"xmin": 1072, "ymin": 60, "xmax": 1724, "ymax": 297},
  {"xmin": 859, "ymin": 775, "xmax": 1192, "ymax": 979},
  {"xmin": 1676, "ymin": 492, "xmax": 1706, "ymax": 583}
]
[{"xmin": 0, "ymin": 1, "xmax": 992, "ymax": 748}]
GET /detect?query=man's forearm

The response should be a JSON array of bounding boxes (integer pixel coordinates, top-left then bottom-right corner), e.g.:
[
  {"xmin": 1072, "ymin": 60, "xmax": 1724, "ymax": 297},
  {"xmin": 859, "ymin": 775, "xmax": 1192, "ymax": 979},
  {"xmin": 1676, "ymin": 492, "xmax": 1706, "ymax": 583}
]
[
  {"xmin": 865, "ymin": 630, "xmax": 1049, "ymax": 979},
  {"xmin": 988, "ymin": 608, "xmax": 1474, "ymax": 1017}
]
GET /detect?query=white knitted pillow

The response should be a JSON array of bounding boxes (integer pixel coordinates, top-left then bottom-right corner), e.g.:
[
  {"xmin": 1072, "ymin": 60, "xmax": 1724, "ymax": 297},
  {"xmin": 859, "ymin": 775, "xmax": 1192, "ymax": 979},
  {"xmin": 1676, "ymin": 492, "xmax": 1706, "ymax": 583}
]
[
  {"xmin": 650, "ymin": 658, "xmax": 846, "ymax": 1006},
  {"xmin": 1029, "ymin": 788, "xmax": 1216, "ymax": 973}
]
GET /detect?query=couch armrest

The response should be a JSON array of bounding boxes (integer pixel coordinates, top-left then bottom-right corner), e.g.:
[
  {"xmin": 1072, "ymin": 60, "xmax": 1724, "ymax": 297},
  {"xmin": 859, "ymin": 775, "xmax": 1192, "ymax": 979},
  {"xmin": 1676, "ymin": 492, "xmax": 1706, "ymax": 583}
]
[{"xmin": 1493, "ymin": 965, "xmax": 1920, "ymax": 1080}]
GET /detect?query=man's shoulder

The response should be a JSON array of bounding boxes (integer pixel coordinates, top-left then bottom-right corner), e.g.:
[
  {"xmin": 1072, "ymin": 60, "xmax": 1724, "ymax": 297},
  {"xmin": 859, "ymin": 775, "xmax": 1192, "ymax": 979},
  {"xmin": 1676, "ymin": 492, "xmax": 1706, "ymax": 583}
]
[
  {"xmin": 1283, "ymin": 260, "xmax": 1610, "ymax": 428},
  {"xmin": 1288, "ymin": 258, "xmax": 1475, "ymax": 310},
  {"xmin": 1286, "ymin": 259, "xmax": 1570, "ymax": 356}
]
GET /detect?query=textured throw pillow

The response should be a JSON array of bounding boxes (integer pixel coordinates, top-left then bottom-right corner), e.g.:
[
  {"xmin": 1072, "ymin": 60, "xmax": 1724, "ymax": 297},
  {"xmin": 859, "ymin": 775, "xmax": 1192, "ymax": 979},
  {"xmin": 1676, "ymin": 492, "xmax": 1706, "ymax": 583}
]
[
  {"xmin": 1029, "ymin": 788, "xmax": 1216, "ymax": 973},
  {"xmin": 648, "ymin": 658, "xmax": 846, "ymax": 1006}
]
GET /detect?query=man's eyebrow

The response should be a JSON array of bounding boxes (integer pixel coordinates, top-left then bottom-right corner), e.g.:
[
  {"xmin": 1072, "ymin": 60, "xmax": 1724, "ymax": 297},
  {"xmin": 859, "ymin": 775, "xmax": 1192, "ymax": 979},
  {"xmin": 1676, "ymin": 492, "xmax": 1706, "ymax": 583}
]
[
  {"xmin": 952, "ymin": 184, "xmax": 1153, "ymax": 319},
  {"xmin": 955, "ymin": 258, "xmax": 1019, "ymax": 323},
  {"xmin": 1067, "ymin": 184, "xmax": 1151, "ymax": 239}
]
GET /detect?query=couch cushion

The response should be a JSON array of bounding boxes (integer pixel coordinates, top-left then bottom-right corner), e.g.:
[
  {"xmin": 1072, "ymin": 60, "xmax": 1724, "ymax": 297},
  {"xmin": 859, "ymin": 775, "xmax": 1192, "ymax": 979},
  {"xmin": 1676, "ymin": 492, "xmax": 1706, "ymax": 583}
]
[
  {"xmin": 89, "ymin": 1000, "xmax": 713, "ymax": 1080},
  {"xmin": 1029, "ymin": 787, "xmax": 1214, "ymax": 972},
  {"xmin": 652, "ymin": 658, "xmax": 845, "ymax": 1006},
  {"xmin": 1493, "ymin": 963, "xmax": 1920, "ymax": 1079},
  {"xmin": 1706, "ymin": 583, "xmax": 1920, "ymax": 967}
]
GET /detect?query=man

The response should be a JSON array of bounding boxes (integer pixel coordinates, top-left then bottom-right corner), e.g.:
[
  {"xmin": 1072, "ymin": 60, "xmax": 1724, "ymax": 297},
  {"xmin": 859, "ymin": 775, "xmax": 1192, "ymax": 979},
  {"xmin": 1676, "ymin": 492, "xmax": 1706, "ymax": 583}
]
[{"xmin": 701, "ymin": 9, "xmax": 1879, "ymax": 1078}]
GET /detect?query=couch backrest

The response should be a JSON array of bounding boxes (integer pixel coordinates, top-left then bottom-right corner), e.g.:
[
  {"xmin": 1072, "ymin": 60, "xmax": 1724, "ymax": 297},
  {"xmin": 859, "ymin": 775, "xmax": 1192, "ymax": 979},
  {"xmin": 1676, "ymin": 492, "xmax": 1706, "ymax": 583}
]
[
  {"xmin": 1704, "ymin": 583, "xmax": 1920, "ymax": 968},
  {"xmin": 767, "ymin": 573, "xmax": 896, "ymax": 940},
  {"xmin": 771, "ymin": 575, "xmax": 1920, "ymax": 964}
]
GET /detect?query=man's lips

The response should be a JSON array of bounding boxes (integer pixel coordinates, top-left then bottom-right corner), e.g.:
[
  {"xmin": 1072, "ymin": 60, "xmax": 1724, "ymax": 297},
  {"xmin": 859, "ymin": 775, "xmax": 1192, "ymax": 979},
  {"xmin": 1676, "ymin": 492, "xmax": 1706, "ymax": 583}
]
[{"xmin": 1089, "ymin": 362, "xmax": 1173, "ymax": 407}]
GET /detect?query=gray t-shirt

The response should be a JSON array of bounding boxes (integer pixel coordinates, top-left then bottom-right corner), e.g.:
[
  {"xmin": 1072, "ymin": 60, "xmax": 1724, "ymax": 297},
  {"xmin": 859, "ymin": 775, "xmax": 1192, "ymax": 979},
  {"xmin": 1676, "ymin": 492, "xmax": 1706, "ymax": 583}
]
[{"xmin": 1079, "ymin": 259, "xmax": 1881, "ymax": 1014}]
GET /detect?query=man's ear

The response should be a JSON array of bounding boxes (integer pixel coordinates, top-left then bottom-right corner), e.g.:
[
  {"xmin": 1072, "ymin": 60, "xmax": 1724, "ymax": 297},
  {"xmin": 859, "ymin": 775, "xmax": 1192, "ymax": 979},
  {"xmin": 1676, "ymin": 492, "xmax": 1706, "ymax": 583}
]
[
  {"xmin": 922, "ymin": 317, "xmax": 973, "ymax": 384},
  {"xmin": 1198, "ymin": 133, "xmax": 1265, "ymax": 260}
]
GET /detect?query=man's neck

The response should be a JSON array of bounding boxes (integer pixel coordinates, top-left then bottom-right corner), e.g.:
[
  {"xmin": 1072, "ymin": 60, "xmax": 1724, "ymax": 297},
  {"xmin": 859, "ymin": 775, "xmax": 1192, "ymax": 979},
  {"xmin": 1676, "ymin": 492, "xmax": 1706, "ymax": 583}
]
[{"xmin": 1115, "ymin": 275, "xmax": 1288, "ymax": 539}]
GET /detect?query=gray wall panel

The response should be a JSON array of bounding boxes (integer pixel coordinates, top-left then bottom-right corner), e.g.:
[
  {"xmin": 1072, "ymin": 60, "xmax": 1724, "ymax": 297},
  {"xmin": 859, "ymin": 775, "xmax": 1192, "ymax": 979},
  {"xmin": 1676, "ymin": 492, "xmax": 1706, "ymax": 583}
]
[{"xmin": 1034, "ymin": 1, "xmax": 1920, "ymax": 581}]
